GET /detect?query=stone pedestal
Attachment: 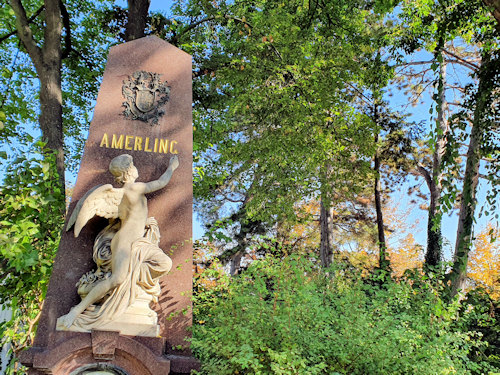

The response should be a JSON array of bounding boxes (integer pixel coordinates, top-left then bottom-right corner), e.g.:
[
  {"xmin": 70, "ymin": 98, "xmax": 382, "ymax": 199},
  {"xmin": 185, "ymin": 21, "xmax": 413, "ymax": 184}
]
[{"xmin": 20, "ymin": 36, "xmax": 199, "ymax": 374}]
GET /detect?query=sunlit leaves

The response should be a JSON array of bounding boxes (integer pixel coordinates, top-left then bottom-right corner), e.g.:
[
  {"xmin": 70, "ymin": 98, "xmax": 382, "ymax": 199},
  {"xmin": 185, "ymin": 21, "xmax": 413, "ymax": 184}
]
[{"xmin": 0, "ymin": 144, "xmax": 64, "ymax": 372}]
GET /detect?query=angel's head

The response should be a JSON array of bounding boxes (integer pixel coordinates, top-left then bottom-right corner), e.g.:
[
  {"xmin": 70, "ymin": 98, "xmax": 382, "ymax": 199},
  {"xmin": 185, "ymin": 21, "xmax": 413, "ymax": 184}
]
[{"xmin": 109, "ymin": 154, "xmax": 138, "ymax": 184}]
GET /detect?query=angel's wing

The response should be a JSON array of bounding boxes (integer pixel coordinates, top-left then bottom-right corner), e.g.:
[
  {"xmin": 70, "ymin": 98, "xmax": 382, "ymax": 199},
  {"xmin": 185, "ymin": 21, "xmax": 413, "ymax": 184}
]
[
  {"xmin": 66, "ymin": 185, "xmax": 102, "ymax": 232},
  {"xmin": 66, "ymin": 184, "xmax": 124, "ymax": 237}
]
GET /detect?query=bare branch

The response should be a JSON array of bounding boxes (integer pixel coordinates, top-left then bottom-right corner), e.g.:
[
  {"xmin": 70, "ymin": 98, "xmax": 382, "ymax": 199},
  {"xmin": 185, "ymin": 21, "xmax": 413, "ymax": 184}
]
[
  {"xmin": 443, "ymin": 49, "xmax": 479, "ymax": 71},
  {"xmin": 393, "ymin": 60, "xmax": 434, "ymax": 68},
  {"xmin": 415, "ymin": 164, "xmax": 432, "ymax": 190}
]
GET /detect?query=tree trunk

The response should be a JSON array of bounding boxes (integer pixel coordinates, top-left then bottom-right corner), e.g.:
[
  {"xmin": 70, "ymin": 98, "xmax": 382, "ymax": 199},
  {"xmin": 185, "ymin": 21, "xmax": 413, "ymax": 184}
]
[
  {"xmin": 319, "ymin": 198, "xmax": 334, "ymax": 268},
  {"xmin": 374, "ymin": 142, "xmax": 388, "ymax": 269},
  {"xmin": 424, "ymin": 55, "xmax": 448, "ymax": 267},
  {"xmin": 125, "ymin": 0, "xmax": 151, "ymax": 41},
  {"xmin": 449, "ymin": 59, "xmax": 489, "ymax": 296},
  {"xmin": 10, "ymin": 0, "xmax": 65, "ymax": 191},
  {"xmin": 373, "ymin": 105, "xmax": 389, "ymax": 270}
]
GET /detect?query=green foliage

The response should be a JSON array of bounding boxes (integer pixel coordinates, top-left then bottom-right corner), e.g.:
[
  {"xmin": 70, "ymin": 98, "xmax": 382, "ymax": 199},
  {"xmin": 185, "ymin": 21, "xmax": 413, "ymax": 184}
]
[
  {"xmin": 183, "ymin": 0, "xmax": 391, "ymax": 232},
  {"xmin": 454, "ymin": 288, "xmax": 500, "ymax": 370},
  {"xmin": 0, "ymin": 0, "xmax": 115, "ymax": 172},
  {"xmin": 192, "ymin": 254, "xmax": 498, "ymax": 374},
  {"xmin": 0, "ymin": 143, "xmax": 64, "ymax": 373}
]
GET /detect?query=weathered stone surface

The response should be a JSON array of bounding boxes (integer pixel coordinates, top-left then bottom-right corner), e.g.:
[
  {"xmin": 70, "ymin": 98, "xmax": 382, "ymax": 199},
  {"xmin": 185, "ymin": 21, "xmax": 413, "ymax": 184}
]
[{"xmin": 21, "ymin": 36, "xmax": 198, "ymax": 374}]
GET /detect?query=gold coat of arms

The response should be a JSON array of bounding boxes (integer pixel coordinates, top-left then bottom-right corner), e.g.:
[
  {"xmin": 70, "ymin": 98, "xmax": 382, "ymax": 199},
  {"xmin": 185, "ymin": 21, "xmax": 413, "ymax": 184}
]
[{"xmin": 122, "ymin": 71, "xmax": 170, "ymax": 125}]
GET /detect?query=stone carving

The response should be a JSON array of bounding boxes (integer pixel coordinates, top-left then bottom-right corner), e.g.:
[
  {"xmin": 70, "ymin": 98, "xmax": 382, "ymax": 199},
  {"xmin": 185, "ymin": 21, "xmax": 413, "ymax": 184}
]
[
  {"xmin": 57, "ymin": 154, "xmax": 179, "ymax": 336},
  {"xmin": 122, "ymin": 71, "xmax": 170, "ymax": 125}
]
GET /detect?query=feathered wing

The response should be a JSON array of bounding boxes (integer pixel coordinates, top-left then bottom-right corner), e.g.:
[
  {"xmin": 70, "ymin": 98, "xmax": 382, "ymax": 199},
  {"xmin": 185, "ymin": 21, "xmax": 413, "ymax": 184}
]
[
  {"xmin": 66, "ymin": 184, "xmax": 124, "ymax": 237},
  {"xmin": 66, "ymin": 185, "xmax": 103, "ymax": 232}
]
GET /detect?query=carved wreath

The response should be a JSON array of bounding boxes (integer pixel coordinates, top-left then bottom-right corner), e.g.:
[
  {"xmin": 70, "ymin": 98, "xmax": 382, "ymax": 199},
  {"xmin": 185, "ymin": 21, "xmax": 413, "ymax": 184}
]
[{"xmin": 122, "ymin": 71, "xmax": 170, "ymax": 125}]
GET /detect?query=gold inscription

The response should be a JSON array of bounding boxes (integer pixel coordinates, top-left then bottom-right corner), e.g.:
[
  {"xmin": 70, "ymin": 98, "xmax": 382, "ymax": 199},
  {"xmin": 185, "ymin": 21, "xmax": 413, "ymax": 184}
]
[
  {"xmin": 100, "ymin": 133, "xmax": 109, "ymax": 148},
  {"xmin": 112, "ymin": 134, "xmax": 124, "ymax": 149},
  {"xmin": 159, "ymin": 139, "xmax": 168, "ymax": 154},
  {"xmin": 99, "ymin": 133, "xmax": 180, "ymax": 155},
  {"xmin": 144, "ymin": 137, "xmax": 153, "ymax": 152},
  {"xmin": 125, "ymin": 135, "xmax": 133, "ymax": 150},
  {"xmin": 170, "ymin": 141, "xmax": 178, "ymax": 154},
  {"xmin": 134, "ymin": 137, "xmax": 143, "ymax": 151}
]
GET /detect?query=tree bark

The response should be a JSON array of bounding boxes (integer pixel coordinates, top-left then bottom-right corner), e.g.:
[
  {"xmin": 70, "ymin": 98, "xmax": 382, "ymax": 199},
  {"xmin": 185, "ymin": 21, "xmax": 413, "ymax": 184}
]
[
  {"xmin": 125, "ymin": 0, "xmax": 151, "ymax": 41},
  {"xmin": 374, "ymin": 136, "xmax": 388, "ymax": 270},
  {"xmin": 319, "ymin": 198, "xmax": 334, "ymax": 268},
  {"xmin": 424, "ymin": 55, "xmax": 448, "ymax": 267},
  {"xmin": 449, "ymin": 59, "xmax": 489, "ymax": 296},
  {"xmin": 373, "ymin": 104, "xmax": 389, "ymax": 270},
  {"xmin": 10, "ymin": 0, "xmax": 65, "ymax": 191}
]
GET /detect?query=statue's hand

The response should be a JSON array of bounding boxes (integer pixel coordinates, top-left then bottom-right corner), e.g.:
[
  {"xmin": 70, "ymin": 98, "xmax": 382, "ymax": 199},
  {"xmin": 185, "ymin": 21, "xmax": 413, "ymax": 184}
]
[
  {"xmin": 57, "ymin": 309, "xmax": 78, "ymax": 330},
  {"xmin": 169, "ymin": 155, "xmax": 179, "ymax": 171}
]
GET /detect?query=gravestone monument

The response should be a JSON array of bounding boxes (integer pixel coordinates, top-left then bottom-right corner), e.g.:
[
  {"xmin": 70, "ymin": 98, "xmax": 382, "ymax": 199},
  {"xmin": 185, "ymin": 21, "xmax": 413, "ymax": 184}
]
[{"xmin": 20, "ymin": 36, "xmax": 199, "ymax": 374}]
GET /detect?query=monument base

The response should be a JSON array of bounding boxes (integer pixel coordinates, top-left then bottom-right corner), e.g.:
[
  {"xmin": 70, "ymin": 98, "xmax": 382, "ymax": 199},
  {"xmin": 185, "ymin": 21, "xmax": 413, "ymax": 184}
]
[
  {"xmin": 20, "ymin": 329, "xmax": 199, "ymax": 374},
  {"xmin": 56, "ymin": 292, "xmax": 160, "ymax": 337}
]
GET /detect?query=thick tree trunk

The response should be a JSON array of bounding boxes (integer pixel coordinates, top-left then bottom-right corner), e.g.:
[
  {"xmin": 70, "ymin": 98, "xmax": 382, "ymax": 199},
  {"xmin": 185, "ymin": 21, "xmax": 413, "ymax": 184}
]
[
  {"xmin": 449, "ymin": 61, "xmax": 488, "ymax": 296},
  {"xmin": 10, "ymin": 0, "xmax": 65, "ymax": 191},
  {"xmin": 125, "ymin": 0, "xmax": 151, "ymax": 41},
  {"xmin": 41, "ymin": 0, "xmax": 63, "ymax": 188},
  {"xmin": 319, "ymin": 198, "xmax": 334, "ymax": 268},
  {"xmin": 424, "ymin": 56, "xmax": 448, "ymax": 267}
]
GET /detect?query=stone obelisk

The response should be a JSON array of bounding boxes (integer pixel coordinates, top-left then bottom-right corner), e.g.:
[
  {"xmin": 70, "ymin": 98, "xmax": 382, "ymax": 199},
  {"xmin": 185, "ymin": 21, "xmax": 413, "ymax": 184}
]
[{"xmin": 20, "ymin": 36, "xmax": 198, "ymax": 375}]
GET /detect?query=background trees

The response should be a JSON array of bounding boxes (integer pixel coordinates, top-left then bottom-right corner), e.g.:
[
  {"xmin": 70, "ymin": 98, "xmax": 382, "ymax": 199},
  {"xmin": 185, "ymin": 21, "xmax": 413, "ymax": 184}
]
[{"xmin": 0, "ymin": 0, "xmax": 498, "ymax": 373}]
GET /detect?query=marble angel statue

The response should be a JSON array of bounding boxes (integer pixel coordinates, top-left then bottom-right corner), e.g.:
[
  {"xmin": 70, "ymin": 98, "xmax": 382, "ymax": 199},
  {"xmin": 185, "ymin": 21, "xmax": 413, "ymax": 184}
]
[{"xmin": 57, "ymin": 154, "xmax": 179, "ymax": 335}]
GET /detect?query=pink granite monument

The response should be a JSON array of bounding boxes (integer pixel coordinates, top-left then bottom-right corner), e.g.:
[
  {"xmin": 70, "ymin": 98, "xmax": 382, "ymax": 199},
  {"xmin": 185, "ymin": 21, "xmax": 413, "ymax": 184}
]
[{"xmin": 20, "ymin": 36, "xmax": 198, "ymax": 375}]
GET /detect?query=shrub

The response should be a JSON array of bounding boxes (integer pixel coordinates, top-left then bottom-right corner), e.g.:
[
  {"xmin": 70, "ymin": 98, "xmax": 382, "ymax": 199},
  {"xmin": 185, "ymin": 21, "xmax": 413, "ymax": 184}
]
[{"xmin": 192, "ymin": 253, "xmax": 499, "ymax": 374}]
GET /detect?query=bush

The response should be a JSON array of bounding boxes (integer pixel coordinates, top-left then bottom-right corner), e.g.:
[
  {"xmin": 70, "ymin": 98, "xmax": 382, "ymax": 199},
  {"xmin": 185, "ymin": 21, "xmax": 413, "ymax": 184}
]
[
  {"xmin": 0, "ymin": 146, "xmax": 65, "ymax": 373},
  {"xmin": 192, "ymin": 254, "xmax": 499, "ymax": 375}
]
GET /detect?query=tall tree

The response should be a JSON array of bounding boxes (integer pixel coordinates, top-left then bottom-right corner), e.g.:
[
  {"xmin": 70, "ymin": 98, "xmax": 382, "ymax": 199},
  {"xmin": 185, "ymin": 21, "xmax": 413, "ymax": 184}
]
[
  {"xmin": 9, "ymin": 0, "xmax": 64, "ymax": 188},
  {"xmin": 0, "ymin": 1, "xmax": 147, "ymax": 371},
  {"xmin": 396, "ymin": 0, "xmax": 499, "ymax": 286},
  {"xmin": 449, "ymin": 52, "xmax": 500, "ymax": 294},
  {"xmin": 175, "ymin": 0, "xmax": 391, "ymax": 267}
]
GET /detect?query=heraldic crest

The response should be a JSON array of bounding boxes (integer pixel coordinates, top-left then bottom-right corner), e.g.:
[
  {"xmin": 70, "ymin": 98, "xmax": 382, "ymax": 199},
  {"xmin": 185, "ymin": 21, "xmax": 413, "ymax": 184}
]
[{"xmin": 122, "ymin": 70, "xmax": 170, "ymax": 125}]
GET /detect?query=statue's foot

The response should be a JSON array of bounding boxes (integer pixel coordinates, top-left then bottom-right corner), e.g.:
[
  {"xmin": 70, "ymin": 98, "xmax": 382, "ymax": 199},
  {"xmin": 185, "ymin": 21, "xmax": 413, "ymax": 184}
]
[{"xmin": 58, "ymin": 309, "xmax": 78, "ymax": 330}]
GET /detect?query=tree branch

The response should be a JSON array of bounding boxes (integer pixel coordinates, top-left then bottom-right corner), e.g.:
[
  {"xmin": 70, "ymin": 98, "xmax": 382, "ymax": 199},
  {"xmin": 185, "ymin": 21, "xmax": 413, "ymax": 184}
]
[
  {"xmin": 393, "ymin": 60, "xmax": 434, "ymax": 68},
  {"xmin": 415, "ymin": 164, "xmax": 432, "ymax": 190},
  {"xmin": 170, "ymin": 14, "xmax": 253, "ymax": 45},
  {"xmin": 8, "ymin": 0, "xmax": 43, "ymax": 70},
  {"xmin": 443, "ymin": 49, "xmax": 479, "ymax": 71},
  {"xmin": 60, "ymin": 0, "xmax": 72, "ymax": 59},
  {"xmin": 171, "ymin": 16, "xmax": 216, "ymax": 44},
  {"xmin": 0, "ymin": 4, "xmax": 44, "ymax": 44}
]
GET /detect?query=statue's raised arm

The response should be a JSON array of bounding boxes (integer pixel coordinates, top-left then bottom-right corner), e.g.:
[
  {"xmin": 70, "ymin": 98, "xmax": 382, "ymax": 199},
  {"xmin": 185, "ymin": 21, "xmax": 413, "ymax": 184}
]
[{"xmin": 143, "ymin": 155, "xmax": 179, "ymax": 194}]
